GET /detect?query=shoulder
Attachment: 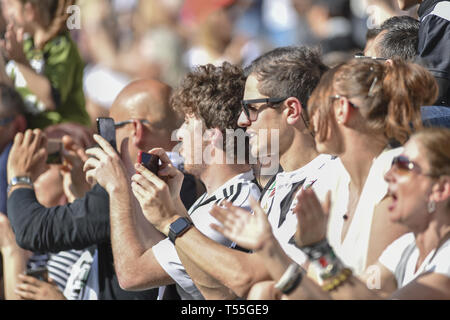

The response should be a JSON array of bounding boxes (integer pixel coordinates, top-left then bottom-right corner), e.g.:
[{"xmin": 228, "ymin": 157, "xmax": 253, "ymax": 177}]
[
  {"xmin": 427, "ymin": 238, "xmax": 450, "ymax": 278},
  {"xmin": 378, "ymin": 233, "xmax": 415, "ymax": 273}
]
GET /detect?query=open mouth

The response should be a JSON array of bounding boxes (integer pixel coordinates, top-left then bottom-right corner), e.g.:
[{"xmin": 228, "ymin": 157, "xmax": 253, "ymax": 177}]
[{"xmin": 387, "ymin": 188, "xmax": 398, "ymax": 211}]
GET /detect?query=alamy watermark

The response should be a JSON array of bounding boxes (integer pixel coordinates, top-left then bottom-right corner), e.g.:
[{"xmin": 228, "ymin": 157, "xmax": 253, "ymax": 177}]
[{"xmin": 66, "ymin": 5, "xmax": 81, "ymax": 30}]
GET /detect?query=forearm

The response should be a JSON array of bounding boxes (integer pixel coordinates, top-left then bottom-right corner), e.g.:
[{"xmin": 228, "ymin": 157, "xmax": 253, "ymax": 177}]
[
  {"xmin": 176, "ymin": 247, "xmax": 238, "ymax": 300},
  {"xmin": 175, "ymin": 227, "xmax": 271, "ymax": 298},
  {"xmin": 16, "ymin": 63, "xmax": 56, "ymax": 110},
  {"xmin": 1, "ymin": 246, "xmax": 29, "ymax": 300},
  {"xmin": 109, "ymin": 186, "xmax": 171, "ymax": 290}
]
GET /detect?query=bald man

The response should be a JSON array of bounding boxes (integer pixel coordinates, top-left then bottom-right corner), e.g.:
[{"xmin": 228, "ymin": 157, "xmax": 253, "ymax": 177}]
[{"xmin": 6, "ymin": 79, "xmax": 197, "ymax": 300}]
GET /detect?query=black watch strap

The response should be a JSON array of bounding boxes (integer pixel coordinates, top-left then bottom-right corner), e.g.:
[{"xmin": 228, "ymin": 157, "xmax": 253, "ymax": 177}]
[{"xmin": 169, "ymin": 217, "xmax": 193, "ymax": 244}]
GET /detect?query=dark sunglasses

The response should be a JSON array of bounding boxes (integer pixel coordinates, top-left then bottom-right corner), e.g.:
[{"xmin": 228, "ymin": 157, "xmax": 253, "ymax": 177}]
[
  {"xmin": 391, "ymin": 155, "xmax": 437, "ymax": 177},
  {"xmin": 241, "ymin": 97, "xmax": 287, "ymax": 122}
]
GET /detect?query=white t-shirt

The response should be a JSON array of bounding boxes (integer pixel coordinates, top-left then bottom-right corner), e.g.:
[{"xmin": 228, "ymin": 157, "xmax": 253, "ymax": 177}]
[
  {"xmin": 326, "ymin": 148, "xmax": 403, "ymax": 276},
  {"xmin": 259, "ymin": 154, "xmax": 336, "ymax": 266},
  {"xmin": 152, "ymin": 170, "xmax": 261, "ymax": 300},
  {"xmin": 379, "ymin": 233, "xmax": 450, "ymax": 288}
]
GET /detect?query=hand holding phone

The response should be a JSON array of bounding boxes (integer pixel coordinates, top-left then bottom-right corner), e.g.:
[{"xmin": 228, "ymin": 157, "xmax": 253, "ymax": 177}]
[{"xmin": 138, "ymin": 151, "xmax": 160, "ymax": 175}]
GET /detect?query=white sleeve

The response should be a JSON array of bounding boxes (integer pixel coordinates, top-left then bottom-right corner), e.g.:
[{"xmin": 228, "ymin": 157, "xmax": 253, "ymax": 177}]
[
  {"xmin": 378, "ymin": 233, "xmax": 415, "ymax": 273},
  {"xmin": 152, "ymin": 238, "xmax": 201, "ymax": 298},
  {"xmin": 427, "ymin": 240, "xmax": 450, "ymax": 278}
]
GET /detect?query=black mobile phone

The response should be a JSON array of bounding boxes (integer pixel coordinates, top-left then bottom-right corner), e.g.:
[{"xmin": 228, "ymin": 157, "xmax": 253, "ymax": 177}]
[
  {"xmin": 96, "ymin": 117, "xmax": 117, "ymax": 151},
  {"xmin": 25, "ymin": 267, "xmax": 48, "ymax": 282},
  {"xmin": 47, "ymin": 139, "xmax": 63, "ymax": 164},
  {"xmin": 138, "ymin": 151, "xmax": 160, "ymax": 175}
]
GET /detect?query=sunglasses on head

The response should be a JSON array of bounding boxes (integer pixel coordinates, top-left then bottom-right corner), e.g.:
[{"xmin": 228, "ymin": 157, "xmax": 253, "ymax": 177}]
[{"xmin": 391, "ymin": 155, "xmax": 437, "ymax": 177}]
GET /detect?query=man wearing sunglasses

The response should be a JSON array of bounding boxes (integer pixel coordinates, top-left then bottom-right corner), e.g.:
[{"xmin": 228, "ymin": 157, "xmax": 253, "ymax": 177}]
[{"xmin": 6, "ymin": 79, "xmax": 199, "ymax": 300}]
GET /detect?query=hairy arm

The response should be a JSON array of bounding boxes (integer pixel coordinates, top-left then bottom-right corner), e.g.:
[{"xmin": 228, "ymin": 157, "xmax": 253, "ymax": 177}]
[
  {"xmin": 174, "ymin": 227, "xmax": 271, "ymax": 299},
  {"xmin": 108, "ymin": 183, "xmax": 173, "ymax": 291}
]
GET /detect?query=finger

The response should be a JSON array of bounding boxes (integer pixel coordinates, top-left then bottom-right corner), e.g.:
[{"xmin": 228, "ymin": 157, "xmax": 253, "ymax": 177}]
[
  {"xmin": 135, "ymin": 163, "xmax": 166, "ymax": 190},
  {"xmin": 83, "ymin": 157, "xmax": 100, "ymax": 173},
  {"xmin": 85, "ymin": 147, "xmax": 109, "ymax": 162},
  {"xmin": 21, "ymin": 129, "xmax": 34, "ymax": 147},
  {"xmin": 85, "ymin": 170, "xmax": 97, "ymax": 186},
  {"xmin": 93, "ymin": 134, "xmax": 117, "ymax": 156},
  {"xmin": 158, "ymin": 164, "xmax": 181, "ymax": 179},
  {"xmin": 16, "ymin": 283, "xmax": 38, "ymax": 294},
  {"xmin": 210, "ymin": 223, "xmax": 228, "ymax": 236},
  {"xmin": 131, "ymin": 181, "xmax": 148, "ymax": 203},
  {"xmin": 15, "ymin": 289, "xmax": 36, "ymax": 300},
  {"xmin": 148, "ymin": 148, "xmax": 171, "ymax": 166},
  {"xmin": 322, "ymin": 191, "xmax": 332, "ymax": 218},
  {"xmin": 18, "ymin": 274, "xmax": 41, "ymax": 286},
  {"xmin": 209, "ymin": 205, "xmax": 232, "ymax": 224}
]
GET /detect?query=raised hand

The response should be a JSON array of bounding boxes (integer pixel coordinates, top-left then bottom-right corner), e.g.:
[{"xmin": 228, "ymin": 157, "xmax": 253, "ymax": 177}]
[
  {"xmin": 293, "ymin": 189, "xmax": 331, "ymax": 248},
  {"xmin": 7, "ymin": 129, "xmax": 48, "ymax": 184},
  {"xmin": 210, "ymin": 197, "xmax": 274, "ymax": 251}
]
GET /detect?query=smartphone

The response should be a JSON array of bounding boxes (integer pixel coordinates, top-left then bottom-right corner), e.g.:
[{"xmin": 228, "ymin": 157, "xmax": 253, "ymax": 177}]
[
  {"xmin": 96, "ymin": 117, "xmax": 117, "ymax": 151},
  {"xmin": 25, "ymin": 267, "xmax": 48, "ymax": 282},
  {"xmin": 138, "ymin": 151, "xmax": 160, "ymax": 175},
  {"xmin": 47, "ymin": 139, "xmax": 63, "ymax": 164}
]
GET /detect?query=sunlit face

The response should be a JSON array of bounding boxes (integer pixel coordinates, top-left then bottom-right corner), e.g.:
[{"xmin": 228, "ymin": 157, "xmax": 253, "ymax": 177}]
[
  {"xmin": 237, "ymin": 74, "xmax": 285, "ymax": 160},
  {"xmin": 384, "ymin": 138, "xmax": 435, "ymax": 231},
  {"xmin": 176, "ymin": 113, "xmax": 206, "ymax": 176}
]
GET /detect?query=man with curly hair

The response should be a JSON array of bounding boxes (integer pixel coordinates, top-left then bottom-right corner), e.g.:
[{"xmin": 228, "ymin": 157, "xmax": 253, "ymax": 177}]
[{"xmin": 84, "ymin": 62, "xmax": 261, "ymax": 300}]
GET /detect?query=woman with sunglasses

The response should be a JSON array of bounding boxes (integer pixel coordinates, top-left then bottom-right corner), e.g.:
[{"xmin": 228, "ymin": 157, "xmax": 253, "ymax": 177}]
[{"xmin": 211, "ymin": 128, "xmax": 450, "ymax": 299}]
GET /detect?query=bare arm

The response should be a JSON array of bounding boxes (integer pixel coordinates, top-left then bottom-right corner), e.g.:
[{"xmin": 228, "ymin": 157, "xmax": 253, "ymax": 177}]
[
  {"xmin": 174, "ymin": 226, "xmax": 271, "ymax": 299},
  {"xmin": 84, "ymin": 135, "xmax": 173, "ymax": 291},
  {"xmin": 0, "ymin": 214, "xmax": 30, "ymax": 300}
]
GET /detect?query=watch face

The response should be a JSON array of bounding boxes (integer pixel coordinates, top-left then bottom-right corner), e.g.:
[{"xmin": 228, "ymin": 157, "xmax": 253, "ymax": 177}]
[{"xmin": 171, "ymin": 218, "xmax": 190, "ymax": 234}]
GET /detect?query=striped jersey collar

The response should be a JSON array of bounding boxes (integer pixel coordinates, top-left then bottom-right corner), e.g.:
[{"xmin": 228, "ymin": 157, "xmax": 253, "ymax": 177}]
[{"xmin": 189, "ymin": 170, "xmax": 255, "ymax": 212}]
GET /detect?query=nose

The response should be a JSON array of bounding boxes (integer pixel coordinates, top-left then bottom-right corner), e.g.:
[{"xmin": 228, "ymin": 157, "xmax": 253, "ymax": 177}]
[
  {"xmin": 237, "ymin": 110, "xmax": 251, "ymax": 128},
  {"xmin": 384, "ymin": 165, "xmax": 395, "ymax": 184}
]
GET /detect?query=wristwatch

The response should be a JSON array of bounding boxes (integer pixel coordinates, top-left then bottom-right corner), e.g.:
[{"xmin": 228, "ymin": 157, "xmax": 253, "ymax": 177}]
[
  {"xmin": 168, "ymin": 217, "xmax": 193, "ymax": 244},
  {"xmin": 7, "ymin": 176, "xmax": 33, "ymax": 193}
]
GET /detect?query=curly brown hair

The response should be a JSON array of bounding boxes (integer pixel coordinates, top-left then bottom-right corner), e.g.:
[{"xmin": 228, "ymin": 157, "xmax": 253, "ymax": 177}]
[{"xmin": 171, "ymin": 62, "xmax": 245, "ymax": 133}]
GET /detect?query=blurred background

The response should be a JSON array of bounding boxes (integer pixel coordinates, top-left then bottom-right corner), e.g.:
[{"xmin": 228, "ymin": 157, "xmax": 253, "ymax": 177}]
[{"xmin": 3, "ymin": 0, "xmax": 419, "ymax": 124}]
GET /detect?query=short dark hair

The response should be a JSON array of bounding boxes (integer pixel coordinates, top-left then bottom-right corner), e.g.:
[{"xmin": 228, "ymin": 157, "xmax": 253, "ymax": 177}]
[
  {"xmin": 245, "ymin": 46, "xmax": 328, "ymax": 118},
  {"xmin": 366, "ymin": 28, "xmax": 381, "ymax": 41},
  {"xmin": 0, "ymin": 84, "xmax": 27, "ymax": 117},
  {"xmin": 378, "ymin": 16, "xmax": 420, "ymax": 61}
]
